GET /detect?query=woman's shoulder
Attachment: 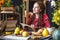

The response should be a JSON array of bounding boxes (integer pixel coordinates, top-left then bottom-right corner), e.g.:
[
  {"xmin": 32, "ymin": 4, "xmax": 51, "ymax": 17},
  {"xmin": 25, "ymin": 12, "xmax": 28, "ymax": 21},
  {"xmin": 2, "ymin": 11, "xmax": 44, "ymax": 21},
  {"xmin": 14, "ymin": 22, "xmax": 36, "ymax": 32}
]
[
  {"xmin": 43, "ymin": 13, "xmax": 48, "ymax": 17},
  {"xmin": 43, "ymin": 13, "xmax": 47, "ymax": 15},
  {"xmin": 43, "ymin": 13, "xmax": 49, "ymax": 19}
]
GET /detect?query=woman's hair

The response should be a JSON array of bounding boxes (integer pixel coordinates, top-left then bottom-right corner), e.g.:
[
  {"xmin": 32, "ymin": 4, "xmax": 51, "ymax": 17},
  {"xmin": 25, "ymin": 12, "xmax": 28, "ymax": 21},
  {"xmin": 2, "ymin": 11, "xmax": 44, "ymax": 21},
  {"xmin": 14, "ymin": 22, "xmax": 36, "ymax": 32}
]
[
  {"xmin": 31, "ymin": 1, "xmax": 45, "ymax": 27},
  {"xmin": 36, "ymin": 1, "xmax": 45, "ymax": 27}
]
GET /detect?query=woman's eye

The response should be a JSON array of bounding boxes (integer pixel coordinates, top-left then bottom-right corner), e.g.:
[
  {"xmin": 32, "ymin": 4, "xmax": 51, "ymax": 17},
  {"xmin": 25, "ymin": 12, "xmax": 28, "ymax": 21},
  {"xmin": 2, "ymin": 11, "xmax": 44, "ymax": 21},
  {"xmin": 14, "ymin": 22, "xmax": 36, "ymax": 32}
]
[{"xmin": 35, "ymin": 7, "xmax": 40, "ymax": 8}]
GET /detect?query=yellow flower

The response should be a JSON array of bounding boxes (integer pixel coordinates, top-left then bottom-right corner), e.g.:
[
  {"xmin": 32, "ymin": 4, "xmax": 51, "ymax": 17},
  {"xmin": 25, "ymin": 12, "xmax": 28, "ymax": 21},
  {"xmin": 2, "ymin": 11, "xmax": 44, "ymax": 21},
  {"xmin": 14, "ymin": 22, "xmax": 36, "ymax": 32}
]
[
  {"xmin": 52, "ymin": 10, "xmax": 60, "ymax": 25},
  {"xmin": 58, "ymin": 9, "xmax": 60, "ymax": 13}
]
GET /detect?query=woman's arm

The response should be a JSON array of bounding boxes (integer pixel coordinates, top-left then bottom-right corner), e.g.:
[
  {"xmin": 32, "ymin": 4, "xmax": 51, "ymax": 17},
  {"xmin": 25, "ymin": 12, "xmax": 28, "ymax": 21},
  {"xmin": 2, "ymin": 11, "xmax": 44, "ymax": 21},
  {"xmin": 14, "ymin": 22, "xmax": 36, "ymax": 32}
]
[
  {"xmin": 26, "ymin": 12, "xmax": 33, "ymax": 25},
  {"xmin": 43, "ymin": 13, "xmax": 50, "ymax": 27}
]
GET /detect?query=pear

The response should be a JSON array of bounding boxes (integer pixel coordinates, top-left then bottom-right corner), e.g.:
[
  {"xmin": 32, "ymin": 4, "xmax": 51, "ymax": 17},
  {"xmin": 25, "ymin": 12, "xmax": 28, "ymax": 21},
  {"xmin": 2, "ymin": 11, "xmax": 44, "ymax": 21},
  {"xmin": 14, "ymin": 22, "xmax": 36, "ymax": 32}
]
[
  {"xmin": 22, "ymin": 31, "xmax": 29, "ymax": 37},
  {"xmin": 42, "ymin": 28, "xmax": 49, "ymax": 37},
  {"xmin": 14, "ymin": 27, "xmax": 20, "ymax": 35}
]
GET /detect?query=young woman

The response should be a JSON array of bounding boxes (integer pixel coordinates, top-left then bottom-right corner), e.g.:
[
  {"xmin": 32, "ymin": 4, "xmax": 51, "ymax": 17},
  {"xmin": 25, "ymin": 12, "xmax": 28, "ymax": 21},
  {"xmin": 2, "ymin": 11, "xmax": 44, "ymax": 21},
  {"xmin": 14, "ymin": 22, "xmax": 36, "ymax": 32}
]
[{"xmin": 26, "ymin": 1, "xmax": 50, "ymax": 31}]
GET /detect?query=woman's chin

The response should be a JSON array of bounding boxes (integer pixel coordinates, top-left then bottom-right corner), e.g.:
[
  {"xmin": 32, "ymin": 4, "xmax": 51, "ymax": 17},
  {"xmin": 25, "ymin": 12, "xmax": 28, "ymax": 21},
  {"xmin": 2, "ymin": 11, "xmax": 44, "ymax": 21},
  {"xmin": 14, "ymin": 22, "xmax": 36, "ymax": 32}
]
[{"xmin": 33, "ymin": 12, "xmax": 40, "ymax": 14}]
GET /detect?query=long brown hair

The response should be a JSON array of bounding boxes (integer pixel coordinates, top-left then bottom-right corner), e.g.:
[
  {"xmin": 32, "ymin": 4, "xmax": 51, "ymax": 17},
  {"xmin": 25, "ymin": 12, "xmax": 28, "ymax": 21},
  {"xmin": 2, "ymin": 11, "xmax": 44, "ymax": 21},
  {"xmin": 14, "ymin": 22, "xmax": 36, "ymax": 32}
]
[{"xmin": 31, "ymin": 1, "xmax": 45, "ymax": 27}]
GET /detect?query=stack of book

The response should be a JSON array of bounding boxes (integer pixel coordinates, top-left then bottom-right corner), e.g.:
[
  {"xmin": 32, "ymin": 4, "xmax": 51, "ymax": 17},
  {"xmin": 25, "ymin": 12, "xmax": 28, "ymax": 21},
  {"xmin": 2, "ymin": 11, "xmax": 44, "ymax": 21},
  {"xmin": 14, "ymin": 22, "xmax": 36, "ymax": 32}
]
[{"xmin": 5, "ymin": 20, "xmax": 17, "ymax": 32}]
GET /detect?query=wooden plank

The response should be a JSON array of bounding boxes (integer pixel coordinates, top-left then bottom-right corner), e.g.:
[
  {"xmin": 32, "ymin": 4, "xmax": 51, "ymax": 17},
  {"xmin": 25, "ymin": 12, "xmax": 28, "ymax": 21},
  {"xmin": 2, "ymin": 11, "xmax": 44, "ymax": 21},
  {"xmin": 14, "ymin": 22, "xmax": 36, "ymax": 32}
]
[
  {"xmin": 1, "ymin": 7, "xmax": 14, "ymax": 11},
  {"xmin": 0, "ymin": 11, "xmax": 14, "ymax": 13}
]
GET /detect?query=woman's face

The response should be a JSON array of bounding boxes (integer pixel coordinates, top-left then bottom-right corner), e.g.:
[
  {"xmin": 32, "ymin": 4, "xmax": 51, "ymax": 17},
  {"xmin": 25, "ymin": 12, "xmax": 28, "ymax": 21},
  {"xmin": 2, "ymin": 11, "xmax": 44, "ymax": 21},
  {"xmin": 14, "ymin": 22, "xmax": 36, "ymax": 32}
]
[{"xmin": 33, "ymin": 3, "xmax": 41, "ymax": 14}]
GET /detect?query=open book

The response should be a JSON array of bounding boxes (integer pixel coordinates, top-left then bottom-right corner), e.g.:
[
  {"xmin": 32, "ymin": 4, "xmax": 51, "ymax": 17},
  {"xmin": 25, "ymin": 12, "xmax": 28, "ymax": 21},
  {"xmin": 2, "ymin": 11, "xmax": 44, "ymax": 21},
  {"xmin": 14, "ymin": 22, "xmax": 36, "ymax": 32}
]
[{"xmin": 20, "ymin": 23, "xmax": 35, "ymax": 31}]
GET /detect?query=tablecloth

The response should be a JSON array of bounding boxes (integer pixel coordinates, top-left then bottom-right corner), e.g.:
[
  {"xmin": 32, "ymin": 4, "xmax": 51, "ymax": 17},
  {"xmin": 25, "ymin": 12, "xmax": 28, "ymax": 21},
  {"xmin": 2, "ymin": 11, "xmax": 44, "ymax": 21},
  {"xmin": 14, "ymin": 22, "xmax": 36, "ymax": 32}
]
[{"xmin": 0, "ymin": 35, "xmax": 31, "ymax": 40}]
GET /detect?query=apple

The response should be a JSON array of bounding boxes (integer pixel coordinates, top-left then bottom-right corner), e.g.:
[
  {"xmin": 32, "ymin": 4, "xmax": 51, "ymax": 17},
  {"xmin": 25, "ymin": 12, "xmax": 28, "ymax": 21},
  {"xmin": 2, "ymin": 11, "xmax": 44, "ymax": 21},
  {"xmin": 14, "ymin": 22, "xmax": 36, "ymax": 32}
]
[{"xmin": 20, "ymin": 29, "xmax": 24, "ymax": 35}]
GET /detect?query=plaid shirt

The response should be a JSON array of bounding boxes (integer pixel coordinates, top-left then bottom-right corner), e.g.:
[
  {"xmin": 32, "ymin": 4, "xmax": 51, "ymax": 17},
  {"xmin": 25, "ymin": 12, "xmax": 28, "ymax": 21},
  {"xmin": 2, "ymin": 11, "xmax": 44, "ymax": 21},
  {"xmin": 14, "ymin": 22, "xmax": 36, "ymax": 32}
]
[{"xmin": 26, "ymin": 13, "xmax": 50, "ymax": 28}]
